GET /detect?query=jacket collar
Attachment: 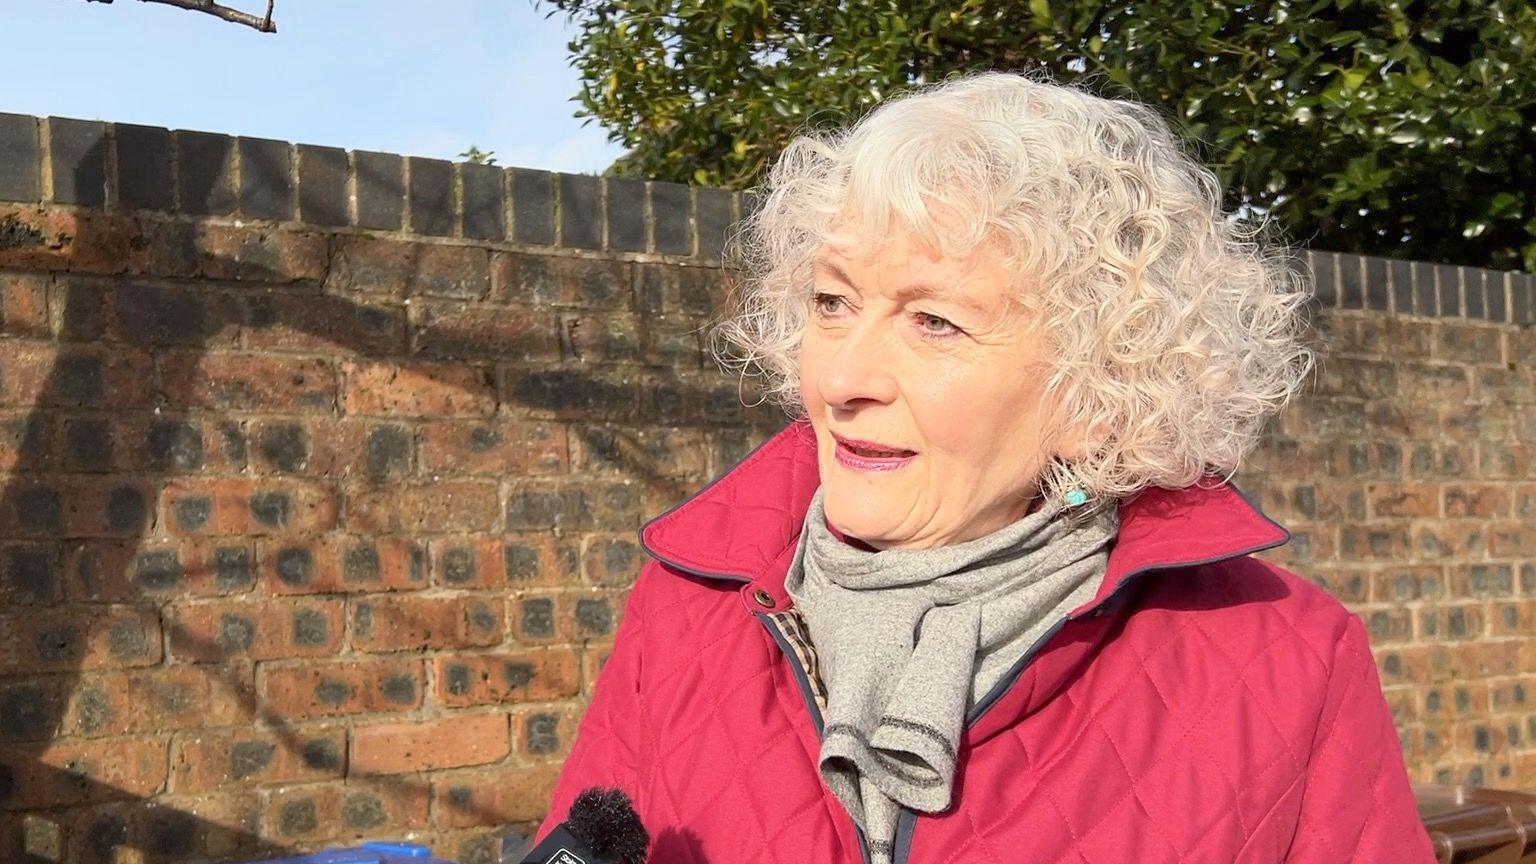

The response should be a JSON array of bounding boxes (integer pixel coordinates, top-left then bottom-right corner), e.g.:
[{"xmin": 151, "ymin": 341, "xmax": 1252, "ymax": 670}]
[{"xmin": 640, "ymin": 418, "xmax": 1290, "ymax": 610}]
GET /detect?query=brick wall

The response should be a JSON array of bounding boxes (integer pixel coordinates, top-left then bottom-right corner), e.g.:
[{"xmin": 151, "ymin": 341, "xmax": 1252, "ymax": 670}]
[{"xmin": 0, "ymin": 111, "xmax": 1532, "ymax": 863}]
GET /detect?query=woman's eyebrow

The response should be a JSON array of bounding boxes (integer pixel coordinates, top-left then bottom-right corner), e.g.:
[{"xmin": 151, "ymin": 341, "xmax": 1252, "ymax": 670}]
[{"xmin": 812, "ymin": 258, "xmax": 991, "ymax": 315}]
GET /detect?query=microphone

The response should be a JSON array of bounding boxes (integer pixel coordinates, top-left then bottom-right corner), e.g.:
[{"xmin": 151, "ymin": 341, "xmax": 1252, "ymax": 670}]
[{"xmin": 518, "ymin": 787, "xmax": 649, "ymax": 864}]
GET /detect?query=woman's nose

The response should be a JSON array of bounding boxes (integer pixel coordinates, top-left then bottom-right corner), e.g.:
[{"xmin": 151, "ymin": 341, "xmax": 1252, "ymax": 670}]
[{"xmin": 815, "ymin": 320, "xmax": 899, "ymax": 409}]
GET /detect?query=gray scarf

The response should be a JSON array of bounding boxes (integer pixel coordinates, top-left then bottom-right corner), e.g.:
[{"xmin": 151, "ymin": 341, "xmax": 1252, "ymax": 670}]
[{"xmin": 783, "ymin": 486, "xmax": 1119, "ymax": 863}]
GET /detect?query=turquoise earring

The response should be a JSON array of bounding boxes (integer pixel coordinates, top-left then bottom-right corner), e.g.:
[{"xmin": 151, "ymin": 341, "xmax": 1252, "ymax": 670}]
[{"xmin": 1064, "ymin": 487, "xmax": 1089, "ymax": 507}]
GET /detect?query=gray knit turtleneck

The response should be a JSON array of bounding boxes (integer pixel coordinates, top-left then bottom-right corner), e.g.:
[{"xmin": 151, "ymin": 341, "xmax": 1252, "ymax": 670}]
[{"xmin": 783, "ymin": 486, "xmax": 1119, "ymax": 864}]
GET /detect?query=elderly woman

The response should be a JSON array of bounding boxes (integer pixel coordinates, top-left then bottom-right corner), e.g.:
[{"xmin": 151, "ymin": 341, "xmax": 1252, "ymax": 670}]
[{"xmin": 536, "ymin": 73, "xmax": 1435, "ymax": 863}]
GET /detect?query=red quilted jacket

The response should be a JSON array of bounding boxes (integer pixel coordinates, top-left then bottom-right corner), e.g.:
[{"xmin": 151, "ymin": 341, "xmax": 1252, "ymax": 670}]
[{"xmin": 537, "ymin": 419, "xmax": 1437, "ymax": 863}]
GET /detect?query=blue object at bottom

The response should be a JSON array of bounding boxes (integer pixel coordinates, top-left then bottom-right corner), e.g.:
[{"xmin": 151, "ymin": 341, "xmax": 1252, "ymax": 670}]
[{"xmin": 244, "ymin": 841, "xmax": 456, "ymax": 864}]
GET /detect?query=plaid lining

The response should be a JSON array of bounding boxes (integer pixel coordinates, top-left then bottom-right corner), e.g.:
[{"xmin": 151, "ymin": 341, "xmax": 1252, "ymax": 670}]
[{"xmin": 767, "ymin": 607, "xmax": 829, "ymax": 718}]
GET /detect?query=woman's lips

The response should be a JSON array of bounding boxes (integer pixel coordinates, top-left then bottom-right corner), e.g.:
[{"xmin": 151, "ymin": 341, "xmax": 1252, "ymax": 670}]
[{"xmin": 832, "ymin": 438, "xmax": 918, "ymax": 472}]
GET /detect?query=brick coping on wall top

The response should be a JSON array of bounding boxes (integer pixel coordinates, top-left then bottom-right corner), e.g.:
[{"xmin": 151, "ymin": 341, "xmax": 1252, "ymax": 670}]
[{"xmin": 0, "ymin": 111, "xmax": 1531, "ymax": 326}]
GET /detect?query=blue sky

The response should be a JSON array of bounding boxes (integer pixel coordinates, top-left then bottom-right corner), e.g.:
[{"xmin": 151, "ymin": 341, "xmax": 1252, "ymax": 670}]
[{"xmin": 3, "ymin": 0, "xmax": 628, "ymax": 173}]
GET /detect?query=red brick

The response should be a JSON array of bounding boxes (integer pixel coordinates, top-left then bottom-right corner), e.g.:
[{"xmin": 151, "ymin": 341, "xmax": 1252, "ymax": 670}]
[
  {"xmin": 1368, "ymin": 565, "xmax": 1446, "ymax": 604},
  {"xmin": 492, "ymin": 252, "xmax": 629, "ymax": 309},
  {"xmin": 169, "ymin": 597, "xmax": 345, "ymax": 662},
  {"xmin": 1488, "ymin": 520, "xmax": 1534, "ymax": 557},
  {"xmin": 581, "ymin": 533, "xmax": 646, "ymax": 587},
  {"xmin": 197, "ymin": 224, "xmax": 328, "ymax": 283},
  {"xmin": 263, "ymin": 778, "xmax": 430, "ymax": 841},
  {"xmin": 0, "ymin": 342, "xmax": 154, "ymax": 408},
  {"xmin": 259, "ymin": 658, "xmax": 424, "ymax": 718},
  {"xmin": 432, "ymin": 763, "xmax": 561, "ymax": 828},
  {"xmin": 339, "ymin": 359, "xmax": 495, "ymax": 418},
  {"xmin": 434, "ymin": 649, "xmax": 581, "ymax": 707},
  {"xmin": 0, "ymin": 736, "xmax": 166, "ymax": 808},
  {"xmin": 0, "ymin": 604, "xmax": 162, "ymax": 674},
  {"xmin": 133, "ymin": 791, "xmax": 266, "ymax": 861},
  {"xmin": 349, "ymin": 595, "xmax": 504, "ymax": 652},
  {"xmin": 352, "ymin": 712, "xmax": 510, "ymax": 774},
  {"xmin": 115, "ymin": 414, "xmax": 250, "ymax": 475},
  {"xmin": 170, "ymin": 725, "xmax": 346, "ymax": 792},
  {"xmin": 345, "ymin": 480, "xmax": 499, "ymax": 533},
  {"xmin": 0, "ymin": 204, "xmax": 138, "ymax": 274},
  {"xmin": 410, "ymin": 301, "xmax": 559, "ymax": 361},
  {"xmin": 432, "ymin": 536, "xmax": 509, "ymax": 589},
  {"xmin": 159, "ymin": 351, "xmax": 337, "ymax": 411},
  {"xmin": 1488, "ymin": 601, "xmax": 1536, "ymax": 637},
  {"xmin": 260, "ymin": 535, "xmax": 427, "ymax": 595},
  {"xmin": 326, "ymin": 236, "xmax": 491, "ymax": 298},
  {"xmin": 159, "ymin": 477, "xmax": 337, "ymax": 536},
  {"xmin": 419, "ymin": 419, "xmax": 567, "ymax": 476},
  {"xmin": 63, "ymin": 538, "xmax": 263, "ymax": 601},
  {"xmin": 568, "ymin": 425, "xmax": 709, "ymax": 479},
  {"xmin": 1367, "ymin": 482, "xmax": 1439, "ymax": 518},
  {"xmin": 0, "ymin": 272, "xmax": 49, "ymax": 338},
  {"xmin": 65, "ymin": 665, "xmax": 253, "ymax": 736},
  {"xmin": 57, "ymin": 476, "xmax": 157, "ymax": 536},
  {"xmin": 243, "ymin": 290, "xmax": 406, "ymax": 355},
  {"xmin": 1442, "ymin": 483, "xmax": 1513, "ymax": 518}
]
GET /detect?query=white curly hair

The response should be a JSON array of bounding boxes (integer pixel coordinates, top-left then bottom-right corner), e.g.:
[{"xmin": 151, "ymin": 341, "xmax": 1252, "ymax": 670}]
[{"xmin": 712, "ymin": 70, "xmax": 1316, "ymax": 508}]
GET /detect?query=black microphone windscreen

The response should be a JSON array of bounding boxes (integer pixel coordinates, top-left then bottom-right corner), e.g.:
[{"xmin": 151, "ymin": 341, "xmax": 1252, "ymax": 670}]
[{"xmin": 566, "ymin": 788, "xmax": 649, "ymax": 864}]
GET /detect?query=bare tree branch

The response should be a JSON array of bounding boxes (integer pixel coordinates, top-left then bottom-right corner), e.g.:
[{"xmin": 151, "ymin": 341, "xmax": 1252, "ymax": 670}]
[{"xmin": 82, "ymin": 0, "xmax": 278, "ymax": 33}]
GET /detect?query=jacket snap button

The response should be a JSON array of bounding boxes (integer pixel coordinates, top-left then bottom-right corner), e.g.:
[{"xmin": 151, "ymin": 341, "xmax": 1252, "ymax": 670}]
[{"xmin": 752, "ymin": 589, "xmax": 775, "ymax": 609}]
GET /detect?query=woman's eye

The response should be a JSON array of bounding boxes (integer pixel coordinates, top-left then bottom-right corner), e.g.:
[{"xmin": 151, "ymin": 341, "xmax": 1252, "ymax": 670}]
[
  {"xmin": 812, "ymin": 293, "xmax": 846, "ymax": 316},
  {"xmin": 915, "ymin": 312, "xmax": 959, "ymax": 336}
]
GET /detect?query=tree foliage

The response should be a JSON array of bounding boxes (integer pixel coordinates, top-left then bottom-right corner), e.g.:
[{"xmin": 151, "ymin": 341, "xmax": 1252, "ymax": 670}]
[{"xmin": 544, "ymin": 0, "xmax": 1536, "ymax": 271}]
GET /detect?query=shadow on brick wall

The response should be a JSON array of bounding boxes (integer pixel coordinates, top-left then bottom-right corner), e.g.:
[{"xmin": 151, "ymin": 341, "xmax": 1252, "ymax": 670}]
[{"xmin": 0, "ymin": 134, "xmax": 782, "ymax": 863}]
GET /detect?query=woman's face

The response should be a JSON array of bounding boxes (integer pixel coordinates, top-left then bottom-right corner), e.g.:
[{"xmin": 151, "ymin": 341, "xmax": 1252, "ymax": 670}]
[{"xmin": 799, "ymin": 223, "xmax": 1081, "ymax": 550}]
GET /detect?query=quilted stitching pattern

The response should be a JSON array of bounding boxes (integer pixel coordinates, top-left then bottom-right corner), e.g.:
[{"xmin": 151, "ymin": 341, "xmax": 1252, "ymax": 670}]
[{"xmin": 538, "ymin": 423, "xmax": 1436, "ymax": 864}]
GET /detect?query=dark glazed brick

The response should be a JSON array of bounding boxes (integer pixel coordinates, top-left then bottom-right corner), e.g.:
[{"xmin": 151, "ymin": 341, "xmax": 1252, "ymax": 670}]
[
  {"xmin": 442, "ymin": 547, "xmax": 475, "ymax": 584},
  {"xmin": 0, "ymin": 113, "xmax": 41, "ymax": 201},
  {"xmin": 366, "ymin": 424, "xmax": 411, "ymax": 479},
  {"xmin": 354, "ymin": 150, "xmax": 404, "ymax": 230},
  {"xmin": 106, "ymin": 485, "xmax": 147, "ymax": 532},
  {"xmin": 53, "ymin": 354, "xmax": 103, "ymax": 403},
  {"xmin": 249, "ymin": 491, "xmax": 291, "ymax": 527},
  {"xmin": 1464, "ymin": 269, "xmax": 1487, "ymax": 319},
  {"xmin": 381, "ymin": 674, "xmax": 416, "ymax": 704},
  {"xmin": 445, "ymin": 662, "xmax": 472, "ymax": 695},
  {"xmin": 461, "ymin": 162, "xmax": 506, "ymax": 241},
  {"xmin": 145, "ymin": 809, "xmax": 199, "ymax": 856},
  {"xmin": 314, "ymin": 678, "xmax": 352, "ymax": 705},
  {"xmin": 301, "ymin": 737, "xmax": 340, "ymax": 770},
  {"xmin": 238, "ymin": 136, "xmax": 293, "ymax": 221},
  {"xmin": 606, "ymin": 177, "xmax": 646, "ymax": 251},
  {"xmin": 651, "ymin": 181, "xmax": 693, "ymax": 255},
  {"xmin": 15, "ymin": 486, "xmax": 62, "ymax": 533},
  {"xmin": 559, "ymin": 173, "xmax": 601, "ymax": 249},
  {"xmin": 696, "ymin": 187, "xmax": 733, "ymax": 261},
  {"xmin": 48, "ymin": 117, "xmax": 108, "ymax": 207},
  {"xmin": 175, "ymin": 130, "xmax": 236, "ymax": 215},
  {"xmin": 115, "ymin": 123, "xmax": 174, "ymax": 210},
  {"xmin": 521, "ymin": 597, "xmax": 555, "ymax": 637},
  {"xmin": 1411, "ymin": 262, "xmax": 1437, "ymax": 317},
  {"xmin": 259, "ymin": 422, "xmax": 308, "ymax": 472},
  {"xmin": 297, "ymin": 144, "xmax": 348, "ymax": 226},
  {"xmin": 1486, "ymin": 270, "xmax": 1508, "ymax": 322},
  {"xmin": 575, "ymin": 597, "xmax": 612, "ymax": 635},
  {"xmin": 1306, "ymin": 251, "xmax": 1336, "ymax": 308},
  {"xmin": 1362, "ymin": 255, "xmax": 1389, "ymax": 311},
  {"xmin": 342, "ymin": 793, "xmax": 386, "ymax": 829},
  {"xmin": 292, "ymin": 608, "xmax": 329, "ymax": 645},
  {"xmin": 525, "ymin": 713, "xmax": 560, "ymax": 754},
  {"xmin": 511, "ymin": 168, "xmax": 555, "ymax": 245},
  {"xmin": 147, "ymin": 421, "xmax": 204, "ymax": 472},
  {"xmin": 1513, "ymin": 273, "xmax": 1534, "ymax": 326},
  {"xmin": 1337, "ymin": 254, "xmax": 1364, "ymax": 309},
  {"xmin": 229, "ymin": 740, "xmax": 274, "ymax": 778},
  {"xmin": 1389, "ymin": 258, "xmax": 1414, "ymax": 315},
  {"xmin": 4, "ymin": 545, "xmax": 59, "ymax": 602},
  {"xmin": 134, "ymin": 549, "xmax": 181, "ymax": 592},
  {"xmin": 175, "ymin": 496, "xmax": 212, "ymax": 532},
  {"xmin": 213, "ymin": 545, "xmax": 252, "ymax": 590},
  {"xmin": 279, "ymin": 798, "xmax": 318, "ymax": 836},
  {"xmin": 344, "ymin": 544, "xmax": 380, "ymax": 584},
  {"xmin": 504, "ymin": 543, "xmax": 539, "ymax": 581},
  {"xmin": 1436, "ymin": 264, "xmax": 1460, "ymax": 316},
  {"xmin": 276, "ymin": 547, "xmax": 313, "ymax": 587},
  {"xmin": 65, "ymin": 418, "xmax": 112, "ymax": 471},
  {"xmin": 107, "ymin": 617, "xmax": 151, "ymax": 660},
  {"xmin": 408, "ymin": 156, "xmax": 455, "ymax": 236}
]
